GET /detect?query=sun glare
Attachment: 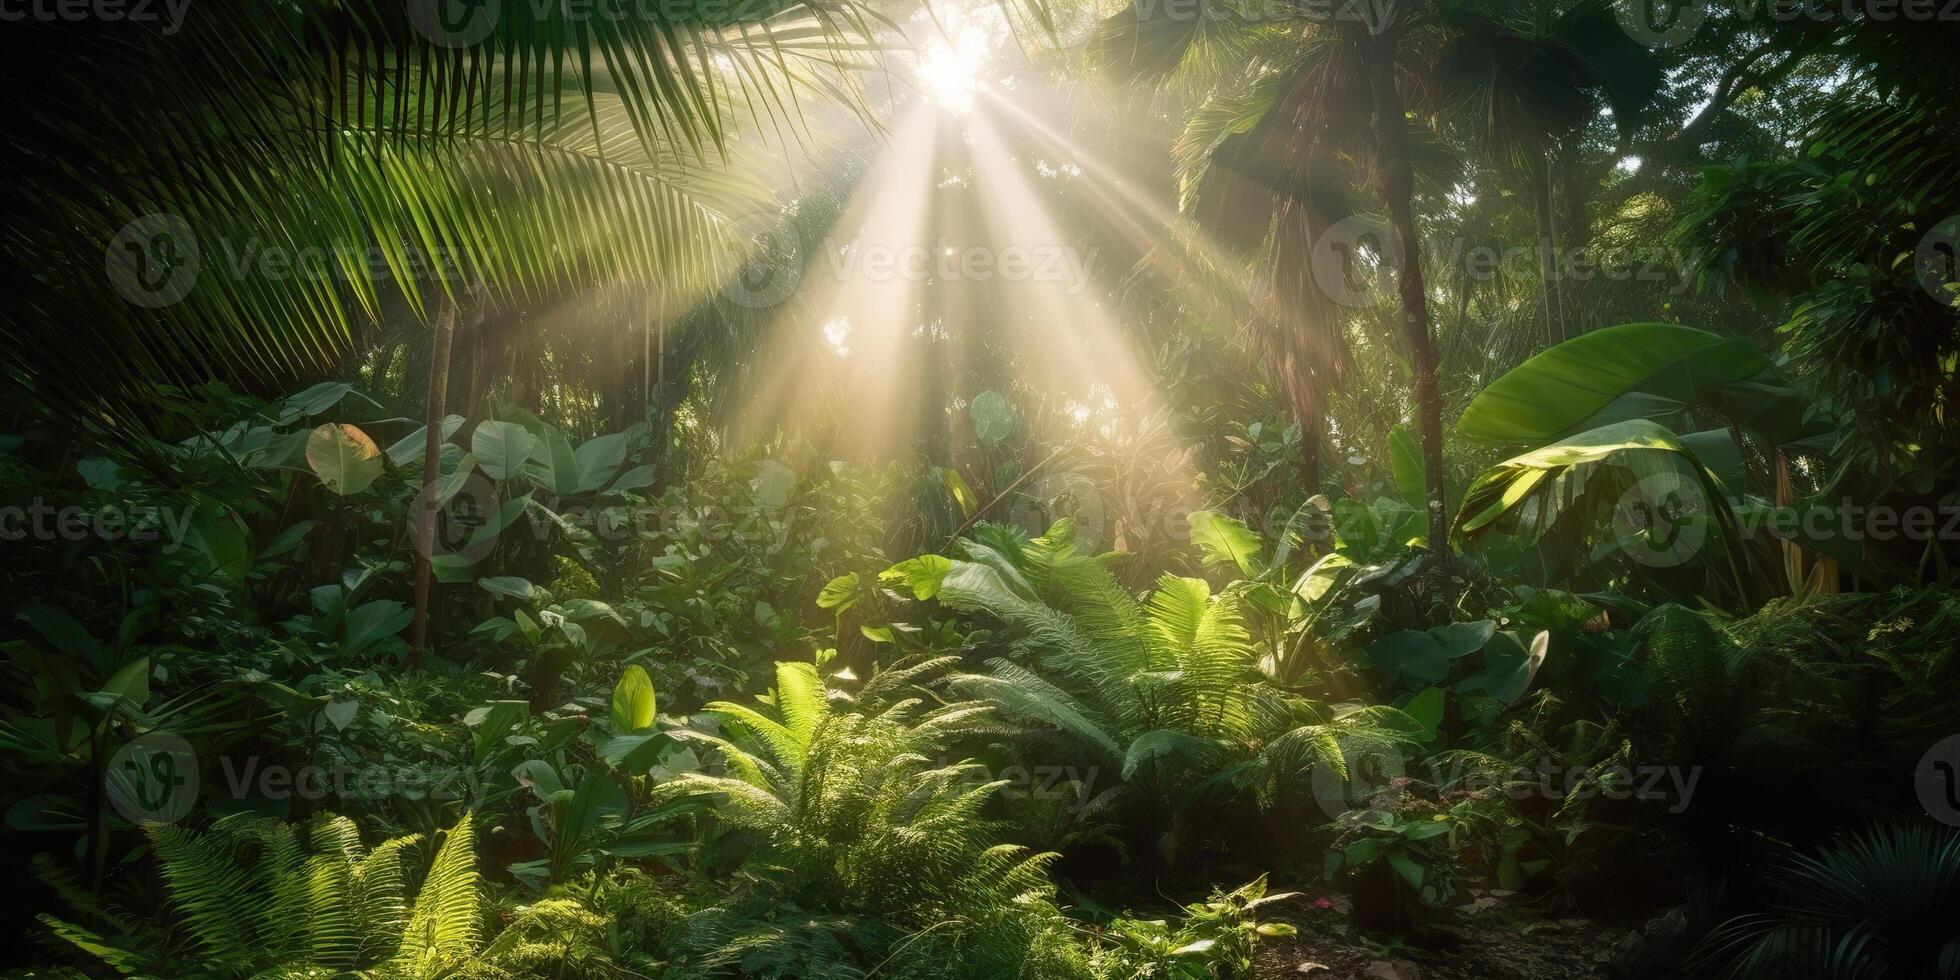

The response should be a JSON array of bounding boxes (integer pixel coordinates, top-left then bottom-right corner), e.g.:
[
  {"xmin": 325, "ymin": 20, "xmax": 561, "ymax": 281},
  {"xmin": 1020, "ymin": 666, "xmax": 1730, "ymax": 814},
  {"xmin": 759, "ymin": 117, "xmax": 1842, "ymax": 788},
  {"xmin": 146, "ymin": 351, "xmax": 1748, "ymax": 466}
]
[{"xmin": 916, "ymin": 37, "xmax": 986, "ymax": 111}]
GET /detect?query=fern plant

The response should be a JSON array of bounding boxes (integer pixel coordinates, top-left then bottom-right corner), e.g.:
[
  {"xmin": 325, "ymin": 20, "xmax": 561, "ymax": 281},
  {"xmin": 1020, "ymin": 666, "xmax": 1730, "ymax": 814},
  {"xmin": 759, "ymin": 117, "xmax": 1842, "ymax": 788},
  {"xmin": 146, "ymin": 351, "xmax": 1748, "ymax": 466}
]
[
  {"xmin": 883, "ymin": 521, "xmax": 1423, "ymax": 860},
  {"xmin": 659, "ymin": 658, "xmax": 1089, "ymax": 978},
  {"xmin": 40, "ymin": 812, "xmax": 481, "ymax": 979},
  {"xmin": 1690, "ymin": 823, "xmax": 1960, "ymax": 980}
]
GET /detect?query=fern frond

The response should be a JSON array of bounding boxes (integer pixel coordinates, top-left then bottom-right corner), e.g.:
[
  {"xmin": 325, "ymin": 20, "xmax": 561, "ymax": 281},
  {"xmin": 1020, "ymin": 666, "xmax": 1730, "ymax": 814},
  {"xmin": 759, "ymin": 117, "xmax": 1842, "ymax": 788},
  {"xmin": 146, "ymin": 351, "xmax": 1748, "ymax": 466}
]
[{"xmin": 393, "ymin": 814, "xmax": 481, "ymax": 979}]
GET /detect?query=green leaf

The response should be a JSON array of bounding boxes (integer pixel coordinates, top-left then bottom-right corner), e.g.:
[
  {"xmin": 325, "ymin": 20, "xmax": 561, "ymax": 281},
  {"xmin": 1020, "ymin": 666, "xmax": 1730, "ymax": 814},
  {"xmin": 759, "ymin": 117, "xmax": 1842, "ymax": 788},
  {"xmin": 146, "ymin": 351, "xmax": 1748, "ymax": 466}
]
[
  {"xmin": 1386, "ymin": 850, "xmax": 1426, "ymax": 890},
  {"xmin": 305, "ymin": 423, "xmax": 384, "ymax": 495},
  {"xmin": 76, "ymin": 457, "xmax": 124, "ymax": 490},
  {"xmin": 1291, "ymin": 552, "xmax": 1353, "ymax": 603},
  {"xmin": 1370, "ymin": 631, "xmax": 1450, "ymax": 686},
  {"xmin": 881, "ymin": 555, "xmax": 953, "ymax": 600},
  {"xmin": 522, "ymin": 426, "xmax": 581, "ymax": 497},
  {"xmin": 342, "ymin": 600, "xmax": 411, "ymax": 656},
  {"xmin": 1402, "ymin": 687, "xmax": 1446, "ymax": 735},
  {"xmin": 1187, "ymin": 510, "xmax": 1263, "ymax": 576},
  {"xmin": 573, "ymin": 434, "xmax": 627, "ymax": 493},
  {"xmin": 969, "ymin": 390, "xmax": 1014, "ymax": 444},
  {"xmin": 1461, "ymin": 630, "xmax": 1551, "ymax": 704},
  {"xmin": 99, "ymin": 657, "xmax": 151, "ymax": 707},
  {"xmin": 610, "ymin": 665, "xmax": 657, "ymax": 733},
  {"xmin": 280, "ymin": 381, "xmax": 354, "ymax": 421},
  {"xmin": 385, "ymin": 415, "xmax": 465, "ymax": 466},
  {"xmin": 1429, "ymin": 620, "xmax": 1496, "ymax": 659},
  {"xmin": 259, "ymin": 520, "xmax": 317, "ymax": 559},
  {"xmin": 472, "ymin": 421, "xmax": 536, "ymax": 481},
  {"xmin": 608, "ymin": 464, "xmax": 658, "ymax": 493},
  {"xmin": 16, "ymin": 602, "xmax": 104, "ymax": 669},
  {"xmin": 816, "ymin": 572, "xmax": 861, "ymax": 611},
  {"xmin": 478, "ymin": 577, "xmax": 538, "ymax": 601},
  {"xmin": 750, "ymin": 461, "xmax": 796, "ymax": 508},
  {"xmin": 1456, "ymin": 323, "xmax": 1768, "ymax": 443},
  {"xmin": 1388, "ymin": 426, "xmax": 1426, "ymax": 508},
  {"xmin": 466, "ymin": 701, "xmax": 529, "ymax": 764}
]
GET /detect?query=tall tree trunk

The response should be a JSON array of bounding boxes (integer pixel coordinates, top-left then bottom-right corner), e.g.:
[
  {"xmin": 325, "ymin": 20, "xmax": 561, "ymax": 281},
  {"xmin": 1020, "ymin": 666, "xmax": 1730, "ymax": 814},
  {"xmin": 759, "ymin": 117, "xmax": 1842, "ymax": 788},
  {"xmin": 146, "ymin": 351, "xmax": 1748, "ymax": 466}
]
[
  {"xmin": 1366, "ymin": 34, "xmax": 1449, "ymax": 556},
  {"xmin": 1532, "ymin": 154, "xmax": 1565, "ymax": 345},
  {"xmin": 1557, "ymin": 135, "xmax": 1590, "ymax": 259},
  {"xmin": 409, "ymin": 298, "xmax": 456, "ymax": 666}
]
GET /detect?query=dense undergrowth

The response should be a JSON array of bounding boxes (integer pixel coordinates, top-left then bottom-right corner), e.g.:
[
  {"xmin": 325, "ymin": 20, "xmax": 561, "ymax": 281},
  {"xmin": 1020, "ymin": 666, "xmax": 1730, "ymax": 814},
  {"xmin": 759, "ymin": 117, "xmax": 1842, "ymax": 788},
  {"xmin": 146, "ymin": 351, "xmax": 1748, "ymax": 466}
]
[
  {"xmin": 4, "ymin": 370, "xmax": 1959, "ymax": 978},
  {"xmin": 6, "ymin": 2, "xmax": 1960, "ymax": 978}
]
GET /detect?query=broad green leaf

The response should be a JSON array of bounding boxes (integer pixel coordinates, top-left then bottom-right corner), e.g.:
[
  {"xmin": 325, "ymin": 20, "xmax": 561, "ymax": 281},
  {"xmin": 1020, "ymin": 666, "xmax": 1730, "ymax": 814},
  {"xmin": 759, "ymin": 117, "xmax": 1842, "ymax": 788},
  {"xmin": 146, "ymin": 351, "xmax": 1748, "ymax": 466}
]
[
  {"xmin": 1461, "ymin": 630, "xmax": 1551, "ymax": 704},
  {"xmin": 1388, "ymin": 426, "xmax": 1426, "ymax": 509},
  {"xmin": 881, "ymin": 555, "xmax": 953, "ymax": 600},
  {"xmin": 431, "ymin": 452, "xmax": 477, "ymax": 506},
  {"xmin": 608, "ymin": 464, "xmax": 658, "ymax": 493},
  {"xmin": 1386, "ymin": 850, "xmax": 1425, "ymax": 890},
  {"xmin": 573, "ymin": 433, "xmax": 627, "ymax": 493},
  {"xmin": 99, "ymin": 657, "xmax": 151, "ymax": 707},
  {"xmin": 385, "ymin": 415, "xmax": 464, "ymax": 466},
  {"xmin": 1456, "ymin": 323, "xmax": 1768, "ymax": 443},
  {"xmin": 472, "ymin": 421, "xmax": 536, "ymax": 481},
  {"xmin": 259, "ymin": 520, "xmax": 318, "ymax": 559},
  {"xmin": 750, "ymin": 461, "xmax": 796, "ymax": 508},
  {"xmin": 280, "ymin": 381, "xmax": 354, "ymax": 421},
  {"xmin": 16, "ymin": 601, "xmax": 104, "ymax": 668},
  {"xmin": 1429, "ymin": 620, "xmax": 1496, "ymax": 659},
  {"xmin": 342, "ymin": 600, "xmax": 411, "ymax": 656},
  {"xmin": 1187, "ymin": 510, "xmax": 1262, "ymax": 576},
  {"xmin": 478, "ymin": 576, "xmax": 537, "ymax": 601},
  {"xmin": 610, "ymin": 665, "xmax": 657, "ymax": 733},
  {"xmin": 466, "ymin": 701, "xmax": 529, "ymax": 764},
  {"xmin": 1402, "ymin": 686, "xmax": 1446, "ymax": 734},
  {"xmin": 306, "ymin": 423, "xmax": 384, "ymax": 495},
  {"xmin": 816, "ymin": 572, "xmax": 861, "ymax": 611},
  {"xmin": 522, "ymin": 426, "xmax": 581, "ymax": 496},
  {"xmin": 1370, "ymin": 631, "xmax": 1450, "ymax": 686},
  {"xmin": 969, "ymin": 390, "xmax": 1013, "ymax": 444},
  {"xmin": 1291, "ymin": 552, "xmax": 1354, "ymax": 603},
  {"xmin": 76, "ymin": 457, "xmax": 124, "ymax": 490}
]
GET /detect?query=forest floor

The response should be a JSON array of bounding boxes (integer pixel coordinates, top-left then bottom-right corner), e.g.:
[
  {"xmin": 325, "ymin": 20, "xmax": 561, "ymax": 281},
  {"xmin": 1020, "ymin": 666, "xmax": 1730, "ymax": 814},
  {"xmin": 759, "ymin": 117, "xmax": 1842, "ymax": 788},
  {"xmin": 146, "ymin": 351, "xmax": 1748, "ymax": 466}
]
[{"xmin": 1248, "ymin": 890, "xmax": 1682, "ymax": 980}]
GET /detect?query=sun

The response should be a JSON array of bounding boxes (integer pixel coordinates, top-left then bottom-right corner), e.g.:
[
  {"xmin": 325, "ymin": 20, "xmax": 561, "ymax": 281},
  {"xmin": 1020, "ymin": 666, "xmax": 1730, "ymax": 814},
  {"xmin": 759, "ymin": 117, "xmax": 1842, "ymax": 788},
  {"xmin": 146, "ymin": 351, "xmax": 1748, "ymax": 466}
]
[{"xmin": 916, "ymin": 36, "xmax": 987, "ymax": 111}]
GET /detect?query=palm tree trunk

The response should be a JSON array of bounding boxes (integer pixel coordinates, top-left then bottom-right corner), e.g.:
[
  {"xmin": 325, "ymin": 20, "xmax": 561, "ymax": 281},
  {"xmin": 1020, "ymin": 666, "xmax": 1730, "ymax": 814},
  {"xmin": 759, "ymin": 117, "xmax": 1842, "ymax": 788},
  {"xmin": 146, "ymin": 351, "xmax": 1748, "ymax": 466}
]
[
  {"xmin": 1532, "ymin": 155, "xmax": 1565, "ymax": 345},
  {"xmin": 1366, "ymin": 36, "xmax": 1449, "ymax": 556},
  {"xmin": 409, "ymin": 297, "xmax": 456, "ymax": 666}
]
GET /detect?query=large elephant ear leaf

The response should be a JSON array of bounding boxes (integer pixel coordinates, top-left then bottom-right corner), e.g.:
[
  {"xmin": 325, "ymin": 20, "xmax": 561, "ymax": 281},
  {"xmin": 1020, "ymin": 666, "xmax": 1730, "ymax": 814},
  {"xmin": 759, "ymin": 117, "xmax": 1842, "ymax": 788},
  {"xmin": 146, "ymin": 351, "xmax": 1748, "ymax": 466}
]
[
  {"xmin": 522, "ymin": 426, "xmax": 581, "ymax": 497},
  {"xmin": 1453, "ymin": 419, "xmax": 1767, "ymax": 608},
  {"xmin": 573, "ymin": 434, "xmax": 627, "ymax": 493},
  {"xmin": 306, "ymin": 424, "xmax": 384, "ymax": 495},
  {"xmin": 1455, "ymin": 323, "xmax": 1769, "ymax": 443},
  {"xmin": 472, "ymin": 421, "xmax": 535, "ymax": 481},
  {"xmin": 1456, "ymin": 420, "xmax": 1702, "ymax": 537}
]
